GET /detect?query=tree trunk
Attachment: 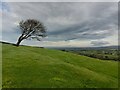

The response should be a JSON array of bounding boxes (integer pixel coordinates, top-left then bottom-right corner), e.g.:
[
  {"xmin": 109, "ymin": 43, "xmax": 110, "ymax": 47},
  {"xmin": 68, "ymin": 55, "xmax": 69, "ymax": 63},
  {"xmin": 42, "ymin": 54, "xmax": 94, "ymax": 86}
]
[
  {"xmin": 16, "ymin": 39, "xmax": 22, "ymax": 46},
  {"xmin": 16, "ymin": 34, "xmax": 24, "ymax": 47}
]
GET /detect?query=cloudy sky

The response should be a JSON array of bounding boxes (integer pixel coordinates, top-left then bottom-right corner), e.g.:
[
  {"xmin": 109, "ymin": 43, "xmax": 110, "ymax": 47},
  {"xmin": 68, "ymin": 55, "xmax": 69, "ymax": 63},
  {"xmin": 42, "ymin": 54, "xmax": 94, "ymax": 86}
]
[{"xmin": 1, "ymin": 2, "xmax": 118, "ymax": 47}]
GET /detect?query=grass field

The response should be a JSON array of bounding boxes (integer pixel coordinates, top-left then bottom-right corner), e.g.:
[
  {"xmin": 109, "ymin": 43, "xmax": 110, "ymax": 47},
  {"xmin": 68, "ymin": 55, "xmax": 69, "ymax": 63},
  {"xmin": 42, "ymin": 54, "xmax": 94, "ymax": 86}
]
[
  {"xmin": 2, "ymin": 43, "xmax": 118, "ymax": 88},
  {"xmin": 0, "ymin": 43, "xmax": 2, "ymax": 89}
]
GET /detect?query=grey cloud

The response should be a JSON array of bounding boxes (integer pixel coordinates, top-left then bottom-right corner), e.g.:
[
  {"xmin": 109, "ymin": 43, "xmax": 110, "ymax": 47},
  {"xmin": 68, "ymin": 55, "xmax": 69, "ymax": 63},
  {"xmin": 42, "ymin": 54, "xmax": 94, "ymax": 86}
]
[
  {"xmin": 91, "ymin": 40, "xmax": 110, "ymax": 46},
  {"xmin": 2, "ymin": 2, "xmax": 118, "ymax": 47}
]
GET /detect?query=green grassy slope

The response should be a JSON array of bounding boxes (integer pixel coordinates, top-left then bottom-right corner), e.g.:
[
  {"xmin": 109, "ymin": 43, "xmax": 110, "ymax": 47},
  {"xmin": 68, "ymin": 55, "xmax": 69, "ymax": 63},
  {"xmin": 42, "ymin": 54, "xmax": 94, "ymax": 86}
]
[
  {"xmin": 0, "ymin": 43, "xmax": 2, "ymax": 89},
  {"xmin": 2, "ymin": 43, "xmax": 118, "ymax": 88}
]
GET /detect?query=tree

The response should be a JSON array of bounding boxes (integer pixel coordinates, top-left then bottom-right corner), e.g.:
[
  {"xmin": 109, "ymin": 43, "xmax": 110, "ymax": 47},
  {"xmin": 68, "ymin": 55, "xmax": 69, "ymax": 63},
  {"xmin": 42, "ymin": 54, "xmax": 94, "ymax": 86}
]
[{"xmin": 16, "ymin": 19, "xmax": 46, "ymax": 46}]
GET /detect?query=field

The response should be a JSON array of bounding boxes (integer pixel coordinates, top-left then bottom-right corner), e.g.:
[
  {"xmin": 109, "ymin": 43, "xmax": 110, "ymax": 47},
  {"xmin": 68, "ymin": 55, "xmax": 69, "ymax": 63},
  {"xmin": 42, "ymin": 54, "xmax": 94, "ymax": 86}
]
[
  {"xmin": 0, "ymin": 43, "xmax": 2, "ymax": 89},
  {"xmin": 2, "ymin": 43, "xmax": 118, "ymax": 88}
]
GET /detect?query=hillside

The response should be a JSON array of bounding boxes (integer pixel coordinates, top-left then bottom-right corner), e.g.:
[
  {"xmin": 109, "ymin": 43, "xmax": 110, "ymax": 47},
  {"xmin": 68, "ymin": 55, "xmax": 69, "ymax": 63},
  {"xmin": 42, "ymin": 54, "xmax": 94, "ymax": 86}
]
[
  {"xmin": 0, "ymin": 43, "xmax": 1, "ymax": 89},
  {"xmin": 2, "ymin": 43, "xmax": 118, "ymax": 88}
]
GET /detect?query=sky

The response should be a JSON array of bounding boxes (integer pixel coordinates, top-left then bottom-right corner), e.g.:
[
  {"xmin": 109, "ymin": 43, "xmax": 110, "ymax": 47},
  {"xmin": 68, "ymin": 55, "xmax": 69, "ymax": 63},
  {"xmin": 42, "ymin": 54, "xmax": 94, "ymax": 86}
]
[{"xmin": 1, "ymin": 1, "xmax": 118, "ymax": 47}]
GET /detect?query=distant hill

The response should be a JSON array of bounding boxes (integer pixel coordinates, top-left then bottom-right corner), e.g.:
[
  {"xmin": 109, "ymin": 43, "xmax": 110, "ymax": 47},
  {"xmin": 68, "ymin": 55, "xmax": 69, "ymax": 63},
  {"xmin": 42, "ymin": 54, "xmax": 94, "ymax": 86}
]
[
  {"xmin": 2, "ymin": 42, "xmax": 118, "ymax": 88},
  {"xmin": 49, "ymin": 46, "xmax": 119, "ymax": 51},
  {"xmin": 1, "ymin": 41, "xmax": 119, "ymax": 50}
]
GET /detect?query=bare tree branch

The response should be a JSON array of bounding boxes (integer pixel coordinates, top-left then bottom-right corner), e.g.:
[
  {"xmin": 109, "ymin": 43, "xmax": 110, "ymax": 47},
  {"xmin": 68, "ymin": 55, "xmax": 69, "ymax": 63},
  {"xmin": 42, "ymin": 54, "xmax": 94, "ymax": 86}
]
[{"xmin": 16, "ymin": 19, "xmax": 46, "ymax": 46}]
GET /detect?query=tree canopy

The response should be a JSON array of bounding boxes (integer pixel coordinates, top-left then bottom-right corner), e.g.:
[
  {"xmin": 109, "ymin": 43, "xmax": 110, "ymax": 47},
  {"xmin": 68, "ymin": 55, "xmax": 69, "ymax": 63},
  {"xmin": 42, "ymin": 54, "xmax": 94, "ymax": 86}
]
[{"xmin": 16, "ymin": 19, "xmax": 46, "ymax": 46}]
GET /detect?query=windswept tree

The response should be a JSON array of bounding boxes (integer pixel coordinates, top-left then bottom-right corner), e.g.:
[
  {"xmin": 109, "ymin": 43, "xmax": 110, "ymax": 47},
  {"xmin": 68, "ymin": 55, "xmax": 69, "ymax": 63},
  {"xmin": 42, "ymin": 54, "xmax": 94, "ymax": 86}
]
[{"xmin": 16, "ymin": 19, "xmax": 46, "ymax": 46}]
